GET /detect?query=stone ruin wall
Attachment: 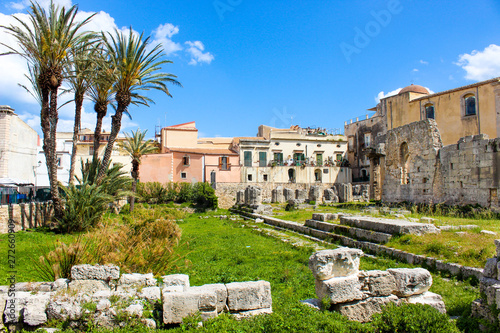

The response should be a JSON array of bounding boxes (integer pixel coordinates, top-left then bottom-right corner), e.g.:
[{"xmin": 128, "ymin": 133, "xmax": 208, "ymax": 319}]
[
  {"xmin": 216, "ymin": 182, "xmax": 369, "ymax": 209},
  {"xmin": 382, "ymin": 119, "xmax": 500, "ymax": 208}
]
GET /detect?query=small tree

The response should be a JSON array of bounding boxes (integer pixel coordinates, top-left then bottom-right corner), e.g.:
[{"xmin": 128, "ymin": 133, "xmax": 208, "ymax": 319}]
[{"xmin": 119, "ymin": 129, "xmax": 158, "ymax": 212}]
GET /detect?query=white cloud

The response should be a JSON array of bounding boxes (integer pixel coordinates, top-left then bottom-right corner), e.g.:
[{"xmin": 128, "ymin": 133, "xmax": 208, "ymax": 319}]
[
  {"xmin": 412, "ymin": 68, "xmax": 419, "ymax": 72},
  {"xmin": 7, "ymin": 0, "xmax": 73, "ymax": 12},
  {"xmin": 375, "ymin": 88, "xmax": 402, "ymax": 103},
  {"xmin": 419, "ymin": 60, "xmax": 429, "ymax": 65},
  {"xmin": 456, "ymin": 44, "xmax": 500, "ymax": 81},
  {"xmin": 152, "ymin": 23, "xmax": 183, "ymax": 55},
  {"xmin": 185, "ymin": 41, "xmax": 214, "ymax": 65}
]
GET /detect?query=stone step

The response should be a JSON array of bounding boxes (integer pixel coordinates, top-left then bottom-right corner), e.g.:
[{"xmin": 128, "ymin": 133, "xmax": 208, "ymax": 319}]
[
  {"xmin": 305, "ymin": 219, "xmax": 392, "ymax": 244},
  {"xmin": 340, "ymin": 216, "xmax": 440, "ymax": 236}
]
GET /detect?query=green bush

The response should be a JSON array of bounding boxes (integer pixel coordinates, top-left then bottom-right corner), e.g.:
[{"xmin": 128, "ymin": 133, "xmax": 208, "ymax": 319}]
[
  {"xmin": 137, "ymin": 181, "xmax": 167, "ymax": 204},
  {"xmin": 193, "ymin": 182, "xmax": 218, "ymax": 211},
  {"xmin": 371, "ymin": 303, "xmax": 460, "ymax": 333},
  {"xmin": 177, "ymin": 182, "xmax": 194, "ymax": 203}
]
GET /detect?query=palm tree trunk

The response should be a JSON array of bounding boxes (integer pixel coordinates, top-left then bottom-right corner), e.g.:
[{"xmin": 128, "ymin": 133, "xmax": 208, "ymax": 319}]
[
  {"xmin": 48, "ymin": 86, "xmax": 63, "ymax": 219},
  {"xmin": 69, "ymin": 94, "xmax": 83, "ymax": 185},
  {"xmin": 93, "ymin": 106, "xmax": 106, "ymax": 162},
  {"xmin": 97, "ymin": 109, "xmax": 123, "ymax": 181},
  {"xmin": 130, "ymin": 160, "xmax": 139, "ymax": 212}
]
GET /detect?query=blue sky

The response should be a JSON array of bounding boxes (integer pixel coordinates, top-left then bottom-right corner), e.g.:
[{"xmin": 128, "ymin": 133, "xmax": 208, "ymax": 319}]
[{"xmin": 1, "ymin": 0, "xmax": 500, "ymax": 139}]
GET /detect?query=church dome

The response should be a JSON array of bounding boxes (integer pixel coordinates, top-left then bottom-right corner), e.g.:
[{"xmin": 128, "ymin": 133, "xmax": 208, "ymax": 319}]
[{"xmin": 399, "ymin": 84, "xmax": 429, "ymax": 95}]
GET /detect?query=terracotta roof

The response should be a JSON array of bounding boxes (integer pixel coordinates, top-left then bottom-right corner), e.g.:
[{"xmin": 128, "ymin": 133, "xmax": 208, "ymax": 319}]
[
  {"xmin": 399, "ymin": 84, "xmax": 429, "ymax": 95},
  {"xmin": 167, "ymin": 121, "xmax": 196, "ymax": 128},
  {"xmin": 167, "ymin": 147, "xmax": 238, "ymax": 155}
]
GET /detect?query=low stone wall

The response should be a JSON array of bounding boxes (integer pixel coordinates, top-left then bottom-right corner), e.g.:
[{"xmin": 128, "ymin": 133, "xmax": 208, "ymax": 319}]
[
  {"xmin": 471, "ymin": 240, "xmax": 500, "ymax": 329},
  {"xmin": 0, "ymin": 265, "xmax": 272, "ymax": 331},
  {"xmin": 308, "ymin": 248, "xmax": 445, "ymax": 322},
  {"xmin": 231, "ymin": 208, "xmax": 483, "ymax": 280}
]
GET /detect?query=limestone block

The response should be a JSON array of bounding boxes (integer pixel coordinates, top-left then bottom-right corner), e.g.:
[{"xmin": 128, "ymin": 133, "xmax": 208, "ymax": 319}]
[
  {"xmin": 236, "ymin": 190, "xmax": 245, "ymax": 205},
  {"xmin": 495, "ymin": 239, "xmax": 500, "ymax": 257},
  {"xmin": 315, "ymin": 275, "xmax": 363, "ymax": 305},
  {"xmin": 283, "ymin": 188, "xmax": 294, "ymax": 201},
  {"xmin": 23, "ymin": 293, "xmax": 51, "ymax": 326},
  {"xmin": 358, "ymin": 270, "xmax": 396, "ymax": 297},
  {"xmin": 295, "ymin": 189, "xmax": 308, "ymax": 203},
  {"xmin": 91, "ymin": 289, "xmax": 112, "ymax": 301},
  {"xmin": 485, "ymin": 283, "xmax": 500, "ymax": 306},
  {"xmin": 387, "ymin": 268, "xmax": 432, "ymax": 297},
  {"xmin": 471, "ymin": 299, "xmax": 497, "ymax": 324},
  {"xmin": 162, "ymin": 274, "xmax": 190, "ymax": 291},
  {"xmin": 71, "ymin": 264, "xmax": 120, "ymax": 281},
  {"xmin": 139, "ymin": 287, "xmax": 161, "ymax": 303},
  {"xmin": 232, "ymin": 307, "xmax": 273, "ymax": 320},
  {"xmin": 404, "ymin": 292, "xmax": 446, "ymax": 314},
  {"xmin": 226, "ymin": 281, "xmax": 272, "ymax": 312},
  {"xmin": 96, "ymin": 299, "xmax": 111, "ymax": 311},
  {"xmin": 189, "ymin": 284, "xmax": 227, "ymax": 313},
  {"xmin": 483, "ymin": 258, "xmax": 498, "ymax": 278},
  {"xmin": 15, "ymin": 282, "xmax": 53, "ymax": 293},
  {"xmin": 162, "ymin": 289, "xmax": 217, "ymax": 324},
  {"xmin": 3, "ymin": 291, "xmax": 30, "ymax": 324},
  {"xmin": 480, "ymin": 277, "xmax": 500, "ymax": 295},
  {"xmin": 334, "ymin": 295, "xmax": 399, "ymax": 322},
  {"xmin": 68, "ymin": 280, "xmax": 109, "ymax": 296},
  {"xmin": 125, "ymin": 303, "xmax": 143, "ymax": 317},
  {"xmin": 46, "ymin": 300, "xmax": 83, "ymax": 321},
  {"xmin": 119, "ymin": 273, "xmax": 156, "ymax": 287},
  {"xmin": 53, "ymin": 278, "xmax": 69, "ymax": 291},
  {"xmin": 245, "ymin": 186, "xmax": 262, "ymax": 206},
  {"xmin": 309, "ymin": 186, "xmax": 321, "ymax": 202},
  {"xmin": 308, "ymin": 248, "xmax": 363, "ymax": 280},
  {"xmin": 271, "ymin": 188, "xmax": 284, "ymax": 203}
]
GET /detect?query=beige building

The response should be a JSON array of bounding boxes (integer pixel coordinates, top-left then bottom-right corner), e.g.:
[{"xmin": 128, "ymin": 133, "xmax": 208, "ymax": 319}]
[
  {"xmin": 0, "ymin": 105, "xmax": 38, "ymax": 185},
  {"xmin": 237, "ymin": 125, "xmax": 351, "ymax": 184}
]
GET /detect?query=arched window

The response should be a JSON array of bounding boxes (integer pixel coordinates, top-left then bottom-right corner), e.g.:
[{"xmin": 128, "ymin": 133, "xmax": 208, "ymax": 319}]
[
  {"xmin": 314, "ymin": 169, "xmax": 322, "ymax": 182},
  {"xmin": 288, "ymin": 168, "xmax": 296, "ymax": 183},
  {"xmin": 425, "ymin": 103, "xmax": 435, "ymax": 119},
  {"xmin": 464, "ymin": 94, "xmax": 476, "ymax": 116}
]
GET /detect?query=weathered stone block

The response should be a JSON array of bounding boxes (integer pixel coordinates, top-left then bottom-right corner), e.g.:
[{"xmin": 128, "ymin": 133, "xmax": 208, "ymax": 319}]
[
  {"xmin": 404, "ymin": 291, "xmax": 446, "ymax": 314},
  {"xmin": 283, "ymin": 188, "xmax": 294, "ymax": 201},
  {"xmin": 119, "ymin": 273, "xmax": 156, "ymax": 287},
  {"xmin": 271, "ymin": 188, "xmax": 284, "ymax": 203},
  {"xmin": 485, "ymin": 283, "xmax": 500, "ymax": 306},
  {"xmin": 387, "ymin": 268, "xmax": 432, "ymax": 297},
  {"xmin": 46, "ymin": 300, "xmax": 83, "ymax": 321},
  {"xmin": 139, "ymin": 287, "xmax": 161, "ymax": 303},
  {"xmin": 358, "ymin": 270, "xmax": 396, "ymax": 297},
  {"xmin": 295, "ymin": 189, "xmax": 308, "ymax": 203},
  {"xmin": 226, "ymin": 281, "xmax": 272, "ymax": 312},
  {"xmin": 189, "ymin": 284, "xmax": 227, "ymax": 313},
  {"xmin": 484, "ymin": 258, "xmax": 498, "ymax": 278},
  {"xmin": 315, "ymin": 275, "xmax": 363, "ymax": 305},
  {"xmin": 495, "ymin": 239, "xmax": 500, "ymax": 257},
  {"xmin": 309, "ymin": 186, "xmax": 321, "ymax": 202},
  {"xmin": 333, "ymin": 295, "xmax": 398, "ymax": 322},
  {"xmin": 308, "ymin": 248, "xmax": 363, "ymax": 280},
  {"xmin": 71, "ymin": 264, "xmax": 119, "ymax": 281},
  {"xmin": 245, "ymin": 186, "xmax": 262, "ymax": 206},
  {"xmin": 236, "ymin": 190, "xmax": 245, "ymax": 205},
  {"xmin": 68, "ymin": 280, "xmax": 109, "ymax": 295},
  {"xmin": 232, "ymin": 307, "xmax": 273, "ymax": 320},
  {"xmin": 162, "ymin": 274, "xmax": 190, "ymax": 291},
  {"xmin": 162, "ymin": 289, "xmax": 217, "ymax": 324},
  {"xmin": 22, "ymin": 294, "xmax": 51, "ymax": 326}
]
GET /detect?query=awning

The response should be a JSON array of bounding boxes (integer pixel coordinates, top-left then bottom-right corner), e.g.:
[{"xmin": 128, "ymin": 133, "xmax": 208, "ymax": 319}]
[{"xmin": 0, "ymin": 178, "xmax": 34, "ymax": 187}]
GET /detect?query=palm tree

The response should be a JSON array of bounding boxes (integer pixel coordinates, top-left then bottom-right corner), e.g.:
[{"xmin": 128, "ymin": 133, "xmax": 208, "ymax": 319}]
[
  {"xmin": 118, "ymin": 129, "xmax": 158, "ymax": 212},
  {"xmin": 87, "ymin": 44, "xmax": 116, "ymax": 162},
  {"xmin": 65, "ymin": 37, "xmax": 98, "ymax": 184},
  {"xmin": 1, "ymin": 1, "xmax": 94, "ymax": 218},
  {"xmin": 97, "ymin": 28, "xmax": 181, "ymax": 181}
]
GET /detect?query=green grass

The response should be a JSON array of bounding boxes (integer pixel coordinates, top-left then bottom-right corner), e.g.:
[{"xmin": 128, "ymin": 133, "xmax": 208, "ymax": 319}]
[{"xmin": 3, "ymin": 208, "xmax": 482, "ymax": 332}]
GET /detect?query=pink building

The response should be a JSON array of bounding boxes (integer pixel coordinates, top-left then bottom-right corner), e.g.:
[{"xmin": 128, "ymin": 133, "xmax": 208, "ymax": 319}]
[{"xmin": 140, "ymin": 122, "xmax": 240, "ymax": 184}]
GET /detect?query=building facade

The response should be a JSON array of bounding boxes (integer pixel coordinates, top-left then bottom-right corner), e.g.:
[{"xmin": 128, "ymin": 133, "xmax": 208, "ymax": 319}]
[{"xmin": 237, "ymin": 125, "xmax": 351, "ymax": 184}]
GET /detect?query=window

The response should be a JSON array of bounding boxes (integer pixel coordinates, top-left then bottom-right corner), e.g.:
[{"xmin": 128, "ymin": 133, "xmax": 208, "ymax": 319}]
[
  {"xmin": 316, "ymin": 153, "xmax": 323, "ymax": 166},
  {"xmin": 336, "ymin": 153, "xmax": 343, "ymax": 161},
  {"xmin": 288, "ymin": 168, "xmax": 295, "ymax": 183},
  {"xmin": 263, "ymin": 174, "xmax": 268, "ymax": 181},
  {"xmin": 219, "ymin": 156, "xmax": 230, "ymax": 170},
  {"xmin": 364, "ymin": 133, "xmax": 371, "ymax": 147},
  {"xmin": 183, "ymin": 155, "xmax": 190, "ymax": 166},
  {"xmin": 56, "ymin": 156, "xmax": 62, "ymax": 168},
  {"xmin": 181, "ymin": 172, "xmax": 187, "ymax": 179},
  {"xmin": 293, "ymin": 153, "xmax": 305, "ymax": 166},
  {"xmin": 244, "ymin": 151, "xmax": 252, "ymax": 167},
  {"xmin": 89, "ymin": 145, "xmax": 94, "ymax": 156},
  {"xmin": 314, "ymin": 169, "xmax": 322, "ymax": 182},
  {"xmin": 425, "ymin": 104, "xmax": 435, "ymax": 119},
  {"xmin": 247, "ymin": 174, "xmax": 252, "ymax": 181},
  {"xmin": 259, "ymin": 152, "xmax": 267, "ymax": 167},
  {"xmin": 274, "ymin": 152, "xmax": 283, "ymax": 166},
  {"xmin": 465, "ymin": 95, "xmax": 476, "ymax": 116}
]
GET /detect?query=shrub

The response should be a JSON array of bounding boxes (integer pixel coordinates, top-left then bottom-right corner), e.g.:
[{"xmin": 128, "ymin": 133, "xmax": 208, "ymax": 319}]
[
  {"xmin": 137, "ymin": 182, "xmax": 167, "ymax": 204},
  {"xmin": 371, "ymin": 303, "xmax": 460, "ymax": 333},
  {"xmin": 193, "ymin": 182, "xmax": 218, "ymax": 211},
  {"xmin": 176, "ymin": 182, "xmax": 194, "ymax": 203}
]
